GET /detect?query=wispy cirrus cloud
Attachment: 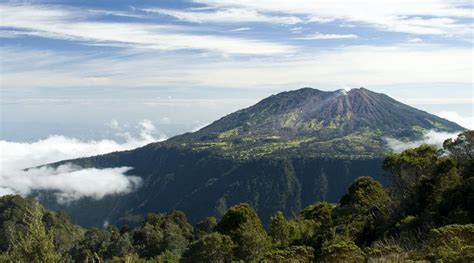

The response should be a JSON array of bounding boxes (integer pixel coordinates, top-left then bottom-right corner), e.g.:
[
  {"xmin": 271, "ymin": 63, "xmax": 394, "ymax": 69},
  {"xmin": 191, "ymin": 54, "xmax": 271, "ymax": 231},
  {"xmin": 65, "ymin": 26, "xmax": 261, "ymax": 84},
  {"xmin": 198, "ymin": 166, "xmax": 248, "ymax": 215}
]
[
  {"xmin": 142, "ymin": 7, "xmax": 302, "ymax": 24},
  {"xmin": 192, "ymin": 0, "xmax": 473, "ymax": 37},
  {"xmin": 1, "ymin": 44, "xmax": 471, "ymax": 90},
  {"xmin": 229, "ymin": 27, "xmax": 252, "ymax": 32},
  {"xmin": 0, "ymin": 3, "xmax": 295, "ymax": 55},
  {"xmin": 295, "ymin": 32, "xmax": 358, "ymax": 40}
]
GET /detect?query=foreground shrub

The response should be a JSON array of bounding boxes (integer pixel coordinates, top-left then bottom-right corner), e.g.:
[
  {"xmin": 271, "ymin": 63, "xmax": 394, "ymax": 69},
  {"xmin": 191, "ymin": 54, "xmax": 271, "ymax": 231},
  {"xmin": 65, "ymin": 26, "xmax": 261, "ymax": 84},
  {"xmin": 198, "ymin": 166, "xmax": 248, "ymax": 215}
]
[
  {"xmin": 318, "ymin": 238, "xmax": 365, "ymax": 263},
  {"xmin": 425, "ymin": 224, "xmax": 474, "ymax": 262},
  {"xmin": 181, "ymin": 232, "xmax": 234, "ymax": 263},
  {"xmin": 263, "ymin": 245, "xmax": 314, "ymax": 262}
]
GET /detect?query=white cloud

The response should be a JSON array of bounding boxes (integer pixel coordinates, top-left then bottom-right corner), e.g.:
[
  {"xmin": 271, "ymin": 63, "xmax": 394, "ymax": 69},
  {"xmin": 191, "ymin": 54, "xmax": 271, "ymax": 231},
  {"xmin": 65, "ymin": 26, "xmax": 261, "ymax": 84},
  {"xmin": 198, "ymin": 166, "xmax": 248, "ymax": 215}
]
[
  {"xmin": 0, "ymin": 165, "xmax": 142, "ymax": 203},
  {"xmin": 0, "ymin": 3, "xmax": 294, "ymax": 55},
  {"xmin": 142, "ymin": 7, "xmax": 302, "ymax": 24},
  {"xmin": 230, "ymin": 27, "xmax": 251, "ymax": 32},
  {"xmin": 437, "ymin": 111, "xmax": 474, "ymax": 130},
  {"xmin": 180, "ymin": 45, "xmax": 472, "ymax": 88},
  {"xmin": 0, "ymin": 120, "xmax": 165, "ymax": 202},
  {"xmin": 193, "ymin": 0, "xmax": 473, "ymax": 37},
  {"xmin": 290, "ymin": 27, "xmax": 303, "ymax": 34},
  {"xmin": 295, "ymin": 32, "xmax": 358, "ymax": 40},
  {"xmin": 408, "ymin": 37, "xmax": 423, "ymax": 43},
  {"xmin": 1, "ymin": 44, "xmax": 471, "ymax": 90},
  {"xmin": 385, "ymin": 130, "xmax": 461, "ymax": 153},
  {"xmin": 0, "ymin": 119, "xmax": 164, "ymax": 171}
]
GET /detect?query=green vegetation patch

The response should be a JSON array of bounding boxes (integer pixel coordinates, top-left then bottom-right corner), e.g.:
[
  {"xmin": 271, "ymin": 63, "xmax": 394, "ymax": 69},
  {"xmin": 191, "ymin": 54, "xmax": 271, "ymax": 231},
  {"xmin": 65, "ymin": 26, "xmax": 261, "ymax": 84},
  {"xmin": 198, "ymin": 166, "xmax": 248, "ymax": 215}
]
[
  {"xmin": 302, "ymin": 119, "xmax": 324, "ymax": 131},
  {"xmin": 280, "ymin": 112, "xmax": 299, "ymax": 128},
  {"xmin": 217, "ymin": 128, "xmax": 239, "ymax": 139}
]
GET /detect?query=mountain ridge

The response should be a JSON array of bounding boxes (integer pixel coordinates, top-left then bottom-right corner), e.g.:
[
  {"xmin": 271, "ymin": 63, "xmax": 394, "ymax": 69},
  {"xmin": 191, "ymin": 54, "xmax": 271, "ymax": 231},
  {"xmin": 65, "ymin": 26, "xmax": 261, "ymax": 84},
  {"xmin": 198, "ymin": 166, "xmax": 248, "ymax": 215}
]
[
  {"xmin": 158, "ymin": 87, "xmax": 463, "ymax": 159},
  {"xmin": 39, "ymin": 87, "xmax": 465, "ymax": 227},
  {"xmin": 195, "ymin": 87, "xmax": 463, "ymax": 136}
]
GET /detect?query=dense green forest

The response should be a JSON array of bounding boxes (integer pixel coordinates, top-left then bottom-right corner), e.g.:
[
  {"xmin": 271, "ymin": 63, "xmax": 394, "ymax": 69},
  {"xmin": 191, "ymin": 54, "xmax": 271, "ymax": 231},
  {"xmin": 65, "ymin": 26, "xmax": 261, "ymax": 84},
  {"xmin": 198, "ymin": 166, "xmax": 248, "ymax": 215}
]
[{"xmin": 1, "ymin": 131, "xmax": 472, "ymax": 262}]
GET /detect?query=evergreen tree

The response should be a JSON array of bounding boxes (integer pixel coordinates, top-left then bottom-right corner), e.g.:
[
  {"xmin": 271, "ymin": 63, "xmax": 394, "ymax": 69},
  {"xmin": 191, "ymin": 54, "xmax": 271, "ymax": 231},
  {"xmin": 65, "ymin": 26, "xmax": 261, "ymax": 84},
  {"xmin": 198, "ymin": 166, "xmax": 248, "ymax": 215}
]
[
  {"xmin": 215, "ymin": 203, "xmax": 271, "ymax": 261},
  {"xmin": 300, "ymin": 202, "xmax": 335, "ymax": 225},
  {"xmin": 319, "ymin": 237, "xmax": 365, "ymax": 263},
  {"xmin": 181, "ymin": 232, "xmax": 234, "ymax": 263},
  {"xmin": 7, "ymin": 202, "xmax": 61, "ymax": 262},
  {"xmin": 332, "ymin": 176, "xmax": 392, "ymax": 240},
  {"xmin": 443, "ymin": 130, "xmax": 474, "ymax": 178},
  {"xmin": 269, "ymin": 212, "xmax": 291, "ymax": 248}
]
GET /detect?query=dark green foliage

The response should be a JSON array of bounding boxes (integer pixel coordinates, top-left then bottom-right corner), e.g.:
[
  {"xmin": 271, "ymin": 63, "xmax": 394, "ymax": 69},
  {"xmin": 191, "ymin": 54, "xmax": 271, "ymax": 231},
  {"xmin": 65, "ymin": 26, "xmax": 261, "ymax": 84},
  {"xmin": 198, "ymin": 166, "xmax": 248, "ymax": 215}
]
[
  {"xmin": 263, "ymin": 245, "xmax": 314, "ymax": 262},
  {"xmin": 436, "ymin": 132, "xmax": 474, "ymax": 225},
  {"xmin": 152, "ymin": 250, "xmax": 180, "ymax": 262},
  {"xmin": 68, "ymin": 211, "xmax": 193, "ymax": 261},
  {"xmin": 216, "ymin": 203, "xmax": 271, "ymax": 261},
  {"xmin": 132, "ymin": 211, "xmax": 193, "ymax": 259},
  {"xmin": 331, "ymin": 177, "xmax": 392, "ymax": 243},
  {"xmin": 215, "ymin": 203, "xmax": 263, "ymax": 235},
  {"xmin": 109, "ymin": 232, "xmax": 135, "ymax": 258},
  {"xmin": 195, "ymin": 216, "xmax": 217, "ymax": 238},
  {"xmin": 300, "ymin": 202, "xmax": 335, "ymax": 224},
  {"xmin": 319, "ymin": 237, "xmax": 365, "ymax": 263},
  {"xmin": 385, "ymin": 144, "xmax": 465, "ymax": 232},
  {"xmin": 4, "ymin": 202, "xmax": 61, "ymax": 262},
  {"xmin": 46, "ymin": 152, "xmax": 373, "ymax": 229},
  {"xmin": 339, "ymin": 176, "xmax": 391, "ymax": 209},
  {"xmin": 69, "ymin": 227, "xmax": 113, "ymax": 261},
  {"xmin": 444, "ymin": 130, "xmax": 474, "ymax": 178},
  {"xmin": 181, "ymin": 232, "xmax": 234, "ymax": 263},
  {"xmin": 42, "ymin": 210, "xmax": 83, "ymax": 255},
  {"xmin": 0, "ymin": 195, "xmax": 38, "ymax": 252},
  {"xmin": 196, "ymin": 216, "xmax": 217, "ymax": 233},
  {"xmin": 439, "ymin": 177, "xmax": 474, "ymax": 224},
  {"xmin": 269, "ymin": 212, "xmax": 292, "ymax": 248},
  {"xmin": 384, "ymin": 144, "xmax": 440, "ymax": 199},
  {"xmin": 0, "ymin": 195, "xmax": 82, "ymax": 261},
  {"xmin": 425, "ymin": 224, "xmax": 474, "ymax": 262}
]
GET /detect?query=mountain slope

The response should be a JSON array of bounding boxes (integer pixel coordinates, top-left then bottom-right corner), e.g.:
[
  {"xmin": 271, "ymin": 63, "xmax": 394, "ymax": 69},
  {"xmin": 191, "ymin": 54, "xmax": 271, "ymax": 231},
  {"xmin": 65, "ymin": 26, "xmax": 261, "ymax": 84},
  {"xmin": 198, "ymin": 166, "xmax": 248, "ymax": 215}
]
[
  {"xmin": 166, "ymin": 87, "xmax": 462, "ymax": 158},
  {"xmin": 41, "ymin": 88, "xmax": 464, "ymax": 227},
  {"xmin": 197, "ymin": 87, "xmax": 460, "ymax": 137}
]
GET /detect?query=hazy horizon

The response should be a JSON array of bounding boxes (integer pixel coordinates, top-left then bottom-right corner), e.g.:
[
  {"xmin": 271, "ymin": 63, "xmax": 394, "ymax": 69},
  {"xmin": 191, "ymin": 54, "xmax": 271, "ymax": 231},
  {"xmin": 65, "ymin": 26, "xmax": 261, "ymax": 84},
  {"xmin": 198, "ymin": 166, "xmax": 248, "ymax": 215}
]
[{"xmin": 1, "ymin": 85, "xmax": 472, "ymax": 142}]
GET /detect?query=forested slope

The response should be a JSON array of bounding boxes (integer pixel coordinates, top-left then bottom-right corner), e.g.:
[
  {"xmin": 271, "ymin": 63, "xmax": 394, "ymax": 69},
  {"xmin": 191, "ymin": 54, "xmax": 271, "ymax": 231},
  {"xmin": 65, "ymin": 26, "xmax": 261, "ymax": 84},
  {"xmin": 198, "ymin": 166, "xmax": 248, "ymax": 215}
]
[{"xmin": 2, "ymin": 131, "xmax": 472, "ymax": 262}]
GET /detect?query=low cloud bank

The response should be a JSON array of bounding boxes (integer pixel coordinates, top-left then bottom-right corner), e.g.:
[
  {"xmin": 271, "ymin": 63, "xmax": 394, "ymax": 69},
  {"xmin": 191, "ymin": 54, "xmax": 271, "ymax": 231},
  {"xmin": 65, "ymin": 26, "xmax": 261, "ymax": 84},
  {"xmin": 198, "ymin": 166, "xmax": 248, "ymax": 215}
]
[
  {"xmin": 385, "ymin": 130, "xmax": 460, "ymax": 153},
  {"xmin": 0, "ymin": 120, "xmax": 165, "ymax": 202},
  {"xmin": 0, "ymin": 165, "xmax": 142, "ymax": 203}
]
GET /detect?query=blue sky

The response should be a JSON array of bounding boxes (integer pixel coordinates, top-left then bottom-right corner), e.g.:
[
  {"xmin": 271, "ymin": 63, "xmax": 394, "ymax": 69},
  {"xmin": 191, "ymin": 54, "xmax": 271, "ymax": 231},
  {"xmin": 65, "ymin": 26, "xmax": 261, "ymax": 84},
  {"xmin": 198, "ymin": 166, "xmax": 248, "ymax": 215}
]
[{"xmin": 0, "ymin": 0, "xmax": 473, "ymax": 141}]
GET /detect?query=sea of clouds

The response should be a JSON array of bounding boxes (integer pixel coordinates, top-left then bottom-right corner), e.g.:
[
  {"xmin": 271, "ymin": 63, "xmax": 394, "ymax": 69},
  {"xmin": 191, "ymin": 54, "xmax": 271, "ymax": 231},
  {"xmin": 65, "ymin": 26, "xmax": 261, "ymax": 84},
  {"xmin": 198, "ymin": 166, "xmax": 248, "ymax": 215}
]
[{"xmin": 0, "ymin": 120, "xmax": 166, "ymax": 202}]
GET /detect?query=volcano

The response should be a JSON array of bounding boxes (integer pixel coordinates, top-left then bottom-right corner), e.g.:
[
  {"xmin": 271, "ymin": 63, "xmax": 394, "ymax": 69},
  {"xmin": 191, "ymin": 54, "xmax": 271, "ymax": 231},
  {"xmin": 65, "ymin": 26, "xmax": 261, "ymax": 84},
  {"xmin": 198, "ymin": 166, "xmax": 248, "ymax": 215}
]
[{"xmin": 41, "ymin": 88, "xmax": 464, "ymax": 227}]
